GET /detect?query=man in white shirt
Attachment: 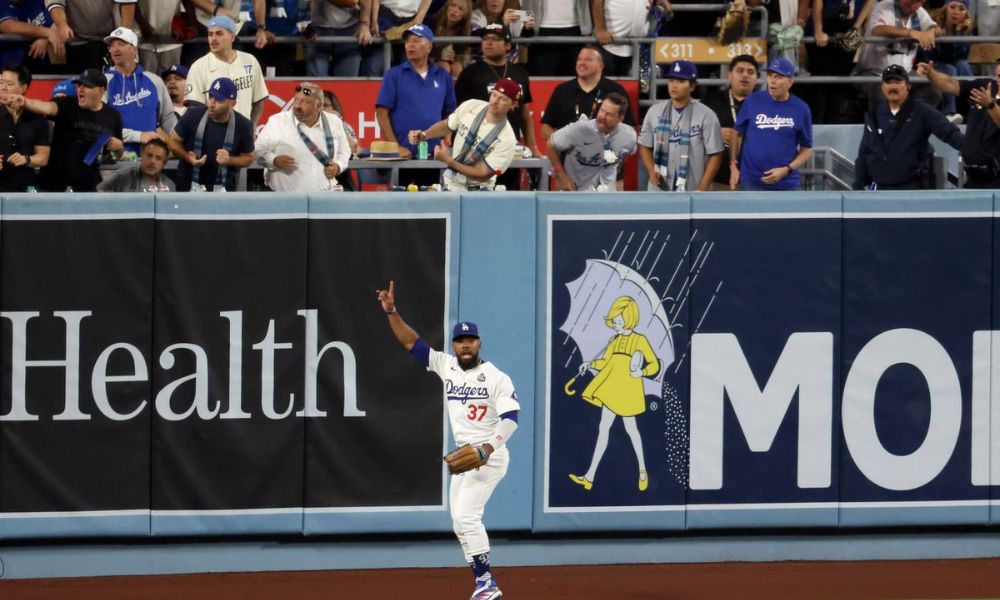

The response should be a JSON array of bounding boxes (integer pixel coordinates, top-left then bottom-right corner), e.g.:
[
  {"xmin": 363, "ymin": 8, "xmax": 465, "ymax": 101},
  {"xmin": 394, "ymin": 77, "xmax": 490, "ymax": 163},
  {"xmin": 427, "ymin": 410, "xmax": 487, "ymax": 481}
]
[
  {"xmin": 854, "ymin": 0, "xmax": 939, "ymax": 109},
  {"xmin": 592, "ymin": 0, "xmax": 648, "ymax": 76},
  {"xmin": 255, "ymin": 82, "xmax": 352, "ymax": 192},
  {"xmin": 185, "ymin": 15, "xmax": 269, "ymax": 125},
  {"xmin": 409, "ymin": 78, "xmax": 520, "ymax": 191}
]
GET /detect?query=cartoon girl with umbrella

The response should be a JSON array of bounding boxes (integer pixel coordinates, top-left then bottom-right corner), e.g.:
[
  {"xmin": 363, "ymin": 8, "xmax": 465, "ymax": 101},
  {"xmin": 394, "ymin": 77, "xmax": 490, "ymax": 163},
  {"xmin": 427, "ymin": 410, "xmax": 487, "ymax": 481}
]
[{"xmin": 568, "ymin": 295, "xmax": 660, "ymax": 492}]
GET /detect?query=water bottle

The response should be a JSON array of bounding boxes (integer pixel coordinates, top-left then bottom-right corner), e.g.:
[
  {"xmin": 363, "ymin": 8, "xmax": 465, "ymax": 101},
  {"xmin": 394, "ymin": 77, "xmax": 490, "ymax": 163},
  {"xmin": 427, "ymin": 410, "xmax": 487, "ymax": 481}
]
[{"xmin": 417, "ymin": 140, "xmax": 429, "ymax": 160}]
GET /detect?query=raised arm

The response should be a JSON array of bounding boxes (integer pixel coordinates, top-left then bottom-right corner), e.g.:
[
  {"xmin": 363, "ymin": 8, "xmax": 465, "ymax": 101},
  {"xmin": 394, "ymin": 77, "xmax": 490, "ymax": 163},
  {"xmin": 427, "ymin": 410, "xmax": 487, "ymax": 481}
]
[{"xmin": 376, "ymin": 280, "xmax": 420, "ymax": 350}]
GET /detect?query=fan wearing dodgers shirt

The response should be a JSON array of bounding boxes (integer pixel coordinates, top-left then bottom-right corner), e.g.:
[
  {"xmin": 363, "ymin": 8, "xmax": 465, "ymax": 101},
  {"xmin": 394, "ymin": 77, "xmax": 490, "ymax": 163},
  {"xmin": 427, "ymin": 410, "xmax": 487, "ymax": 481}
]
[
  {"xmin": 377, "ymin": 280, "xmax": 518, "ymax": 600},
  {"xmin": 729, "ymin": 57, "xmax": 813, "ymax": 191}
]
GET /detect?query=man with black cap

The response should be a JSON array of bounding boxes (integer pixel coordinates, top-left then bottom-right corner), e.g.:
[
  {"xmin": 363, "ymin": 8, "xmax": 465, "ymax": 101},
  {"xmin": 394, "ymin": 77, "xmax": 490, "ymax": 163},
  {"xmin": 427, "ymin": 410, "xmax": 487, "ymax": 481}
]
[
  {"xmin": 730, "ymin": 57, "xmax": 812, "ymax": 191},
  {"xmin": 0, "ymin": 66, "xmax": 123, "ymax": 192},
  {"xmin": 854, "ymin": 64, "xmax": 963, "ymax": 190},
  {"xmin": 160, "ymin": 64, "xmax": 189, "ymax": 117},
  {"xmin": 917, "ymin": 58, "xmax": 1000, "ymax": 188},
  {"xmin": 167, "ymin": 76, "xmax": 255, "ymax": 192},
  {"xmin": 376, "ymin": 279, "xmax": 520, "ymax": 600},
  {"xmin": 638, "ymin": 60, "xmax": 723, "ymax": 192},
  {"xmin": 455, "ymin": 24, "xmax": 540, "ymax": 157},
  {"xmin": 409, "ymin": 77, "xmax": 521, "ymax": 191}
]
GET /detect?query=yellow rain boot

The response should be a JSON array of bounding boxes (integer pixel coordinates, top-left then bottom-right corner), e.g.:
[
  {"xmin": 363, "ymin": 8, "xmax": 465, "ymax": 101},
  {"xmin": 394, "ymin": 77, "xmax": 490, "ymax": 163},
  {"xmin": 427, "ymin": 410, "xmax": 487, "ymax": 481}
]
[
  {"xmin": 638, "ymin": 469, "xmax": 649, "ymax": 491},
  {"xmin": 568, "ymin": 474, "xmax": 593, "ymax": 490}
]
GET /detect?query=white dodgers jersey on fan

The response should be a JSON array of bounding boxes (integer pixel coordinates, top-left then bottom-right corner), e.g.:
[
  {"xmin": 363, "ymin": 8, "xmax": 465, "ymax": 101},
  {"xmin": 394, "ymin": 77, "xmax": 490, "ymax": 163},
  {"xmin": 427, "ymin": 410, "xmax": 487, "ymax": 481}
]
[{"xmin": 427, "ymin": 349, "xmax": 520, "ymax": 447}]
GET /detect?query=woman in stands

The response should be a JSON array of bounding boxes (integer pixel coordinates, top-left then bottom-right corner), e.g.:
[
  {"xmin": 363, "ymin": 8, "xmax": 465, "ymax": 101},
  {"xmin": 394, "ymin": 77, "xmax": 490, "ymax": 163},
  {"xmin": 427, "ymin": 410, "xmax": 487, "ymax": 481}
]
[
  {"xmin": 433, "ymin": 0, "xmax": 474, "ymax": 76},
  {"xmin": 923, "ymin": 0, "xmax": 974, "ymax": 122}
]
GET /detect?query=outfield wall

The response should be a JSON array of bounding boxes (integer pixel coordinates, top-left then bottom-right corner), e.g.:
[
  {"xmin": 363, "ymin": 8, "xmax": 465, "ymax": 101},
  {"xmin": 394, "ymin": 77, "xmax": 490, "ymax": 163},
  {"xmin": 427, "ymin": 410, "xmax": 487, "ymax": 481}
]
[{"xmin": 1, "ymin": 191, "xmax": 999, "ymax": 542}]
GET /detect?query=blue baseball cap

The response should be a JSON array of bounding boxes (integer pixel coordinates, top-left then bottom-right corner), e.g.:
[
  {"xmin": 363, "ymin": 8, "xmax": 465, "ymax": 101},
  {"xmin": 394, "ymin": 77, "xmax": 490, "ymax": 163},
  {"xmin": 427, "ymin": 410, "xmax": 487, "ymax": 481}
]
[
  {"xmin": 766, "ymin": 57, "xmax": 797, "ymax": 78},
  {"xmin": 402, "ymin": 23, "xmax": 434, "ymax": 42},
  {"xmin": 452, "ymin": 321, "xmax": 479, "ymax": 340},
  {"xmin": 207, "ymin": 15, "xmax": 237, "ymax": 33},
  {"xmin": 666, "ymin": 60, "xmax": 697, "ymax": 81},
  {"xmin": 51, "ymin": 77, "xmax": 76, "ymax": 98},
  {"xmin": 160, "ymin": 64, "xmax": 189, "ymax": 80},
  {"xmin": 208, "ymin": 77, "xmax": 237, "ymax": 101}
]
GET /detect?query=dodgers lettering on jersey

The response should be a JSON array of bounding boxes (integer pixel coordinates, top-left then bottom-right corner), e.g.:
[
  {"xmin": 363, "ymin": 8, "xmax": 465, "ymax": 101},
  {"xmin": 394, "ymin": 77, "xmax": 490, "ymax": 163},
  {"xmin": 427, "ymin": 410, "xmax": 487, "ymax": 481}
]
[
  {"xmin": 427, "ymin": 348, "xmax": 520, "ymax": 446},
  {"xmin": 754, "ymin": 114, "xmax": 795, "ymax": 130}
]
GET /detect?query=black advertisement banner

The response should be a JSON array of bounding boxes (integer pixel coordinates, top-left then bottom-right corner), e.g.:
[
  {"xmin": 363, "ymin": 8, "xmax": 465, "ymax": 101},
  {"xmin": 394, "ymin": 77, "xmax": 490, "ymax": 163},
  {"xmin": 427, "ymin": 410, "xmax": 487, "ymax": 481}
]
[{"xmin": 0, "ymin": 212, "xmax": 448, "ymax": 517}]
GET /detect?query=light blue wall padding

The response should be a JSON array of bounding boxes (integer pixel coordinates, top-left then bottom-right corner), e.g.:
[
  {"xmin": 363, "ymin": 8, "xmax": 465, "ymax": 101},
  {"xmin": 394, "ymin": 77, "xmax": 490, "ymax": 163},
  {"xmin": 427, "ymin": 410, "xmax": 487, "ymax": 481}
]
[
  {"xmin": 0, "ymin": 513, "xmax": 150, "ymax": 541},
  {"xmin": 3, "ymin": 530, "xmax": 1000, "ymax": 579},
  {"xmin": 1, "ymin": 194, "xmax": 154, "ymax": 217},
  {"xmin": 457, "ymin": 192, "xmax": 536, "ymax": 531}
]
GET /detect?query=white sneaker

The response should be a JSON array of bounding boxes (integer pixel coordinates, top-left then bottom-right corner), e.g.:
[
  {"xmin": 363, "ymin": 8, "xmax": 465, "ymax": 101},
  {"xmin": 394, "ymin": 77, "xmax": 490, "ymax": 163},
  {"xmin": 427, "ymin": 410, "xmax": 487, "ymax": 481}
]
[{"xmin": 946, "ymin": 113, "xmax": 964, "ymax": 125}]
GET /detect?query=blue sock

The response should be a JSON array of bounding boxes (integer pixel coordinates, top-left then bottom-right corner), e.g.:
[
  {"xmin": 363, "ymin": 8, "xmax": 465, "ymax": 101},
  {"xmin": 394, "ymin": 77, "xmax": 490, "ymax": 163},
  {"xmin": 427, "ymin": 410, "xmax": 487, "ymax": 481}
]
[{"xmin": 471, "ymin": 552, "xmax": 491, "ymax": 581}]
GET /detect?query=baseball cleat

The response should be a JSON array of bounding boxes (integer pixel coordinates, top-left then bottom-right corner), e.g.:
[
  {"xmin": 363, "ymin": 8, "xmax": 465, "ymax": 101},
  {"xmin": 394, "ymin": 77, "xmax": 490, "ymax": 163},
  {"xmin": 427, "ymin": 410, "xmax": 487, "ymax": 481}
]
[
  {"xmin": 639, "ymin": 469, "xmax": 649, "ymax": 491},
  {"xmin": 568, "ymin": 474, "xmax": 593, "ymax": 490},
  {"xmin": 469, "ymin": 577, "xmax": 503, "ymax": 600}
]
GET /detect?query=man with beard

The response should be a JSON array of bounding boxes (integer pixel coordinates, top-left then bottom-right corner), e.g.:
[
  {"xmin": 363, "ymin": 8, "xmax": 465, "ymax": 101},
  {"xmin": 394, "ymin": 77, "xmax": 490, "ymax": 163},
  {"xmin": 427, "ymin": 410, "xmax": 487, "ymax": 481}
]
[
  {"xmin": 103, "ymin": 27, "xmax": 176, "ymax": 156},
  {"xmin": 854, "ymin": 65, "xmax": 962, "ymax": 190},
  {"xmin": 98, "ymin": 137, "xmax": 175, "ymax": 191},
  {"xmin": 160, "ymin": 64, "xmax": 188, "ymax": 117},
  {"xmin": 917, "ymin": 58, "xmax": 1000, "ymax": 188},
  {"xmin": 1, "ymin": 66, "xmax": 123, "ymax": 192},
  {"xmin": 540, "ymin": 45, "xmax": 635, "ymax": 140},
  {"xmin": 167, "ymin": 76, "xmax": 255, "ymax": 192},
  {"xmin": 377, "ymin": 280, "xmax": 520, "ymax": 600},
  {"xmin": 702, "ymin": 54, "xmax": 759, "ymax": 190},
  {"xmin": 730, "ymin": 57, "xmax": 812, "ymax": 191},
  {"xmin": 410, "ymin": 78, "xmax": 520, "ymax": 191},
  {"xmin": 546, "ymin": 92, "xmax": 637, "ymax": 191},
  {"xmin": 254, "ymin": 81, "xmax": 352, "ymax": 192}
]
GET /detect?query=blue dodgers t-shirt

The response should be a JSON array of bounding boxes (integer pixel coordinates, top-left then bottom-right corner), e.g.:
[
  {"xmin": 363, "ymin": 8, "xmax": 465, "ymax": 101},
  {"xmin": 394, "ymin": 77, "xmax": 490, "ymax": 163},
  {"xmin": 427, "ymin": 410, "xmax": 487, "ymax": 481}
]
[
  {"xmin": 734, "ymin": 89, "xmax": 813, "ymax": 190},
  {"xmin": 375, "ymin": 61, "xmax": 456, "ymax": 155}
]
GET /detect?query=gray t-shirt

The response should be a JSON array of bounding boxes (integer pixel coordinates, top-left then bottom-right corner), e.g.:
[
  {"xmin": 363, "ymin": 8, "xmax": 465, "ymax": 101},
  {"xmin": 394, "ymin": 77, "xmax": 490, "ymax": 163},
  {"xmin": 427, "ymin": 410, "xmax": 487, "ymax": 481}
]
[
  {"xmin": 550, "ymin": 119, "xmax": 637, "ymax": 191},
  {"xmin": 639, "ymin": 99, "xmax": 723, "ymax": 191},
  {"xmin": 97, "ymin": 163, "xmax": 175, "ymax": 193}
]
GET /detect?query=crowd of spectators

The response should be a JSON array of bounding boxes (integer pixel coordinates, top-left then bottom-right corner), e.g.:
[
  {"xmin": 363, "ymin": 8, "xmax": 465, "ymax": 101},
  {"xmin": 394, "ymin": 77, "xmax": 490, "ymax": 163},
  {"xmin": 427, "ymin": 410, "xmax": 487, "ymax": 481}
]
[{"xmin": 0, "ymin": 0, "xmax": 996, "ymax": 193}]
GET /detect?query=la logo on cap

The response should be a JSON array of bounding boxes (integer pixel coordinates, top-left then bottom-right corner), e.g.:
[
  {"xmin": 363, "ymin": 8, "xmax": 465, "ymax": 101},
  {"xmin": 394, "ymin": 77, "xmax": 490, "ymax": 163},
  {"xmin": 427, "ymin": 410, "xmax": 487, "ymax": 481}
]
[
  {"xmin": 674, "ymin": 63, "xmax": 681, "ymax": 71},
  {"xmin": 461, "ymin": 323, "xmax": 470, "ymax": 331},
  {"xmin": 214, "ymin": 81, "xmax": 221, "ymax": 90}
]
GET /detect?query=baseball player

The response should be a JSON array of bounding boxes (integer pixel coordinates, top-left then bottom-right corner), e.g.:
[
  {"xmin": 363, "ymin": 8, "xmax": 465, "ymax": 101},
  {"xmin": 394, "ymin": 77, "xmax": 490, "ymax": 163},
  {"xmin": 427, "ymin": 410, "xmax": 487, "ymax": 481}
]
[{"xmin": 377, "ymin": 280, "xmax": 519, "ymax": 600}]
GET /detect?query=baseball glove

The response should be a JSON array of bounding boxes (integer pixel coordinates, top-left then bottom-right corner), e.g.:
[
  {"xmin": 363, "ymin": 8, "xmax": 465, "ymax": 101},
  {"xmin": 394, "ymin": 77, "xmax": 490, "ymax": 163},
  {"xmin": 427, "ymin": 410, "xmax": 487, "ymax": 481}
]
[
  {"xmin": 719, "ymin": 2, "xmax": 750, "ymax": 45},
  {"xmin": 834, "ymin": 27, "xmax": 864, "ymax": 52},
  {"xmin": 444, "ymin": 444, "xmax": 490, "ymax": 474}
]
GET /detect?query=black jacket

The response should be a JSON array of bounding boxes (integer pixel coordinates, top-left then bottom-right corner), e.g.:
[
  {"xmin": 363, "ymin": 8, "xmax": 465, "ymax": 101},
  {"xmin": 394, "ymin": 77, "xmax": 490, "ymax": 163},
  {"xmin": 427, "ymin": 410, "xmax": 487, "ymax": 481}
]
[{"xmin": 853, "ymin": 98, "xmax": 964, "ymax": 189}]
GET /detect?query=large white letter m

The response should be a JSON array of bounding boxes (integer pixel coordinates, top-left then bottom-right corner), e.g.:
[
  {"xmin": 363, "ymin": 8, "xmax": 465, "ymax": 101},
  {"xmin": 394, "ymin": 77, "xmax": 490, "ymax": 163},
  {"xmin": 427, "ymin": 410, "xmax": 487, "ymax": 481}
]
[{"xmin": 689, "ymin": 332, "xmax": 833, "ymax": 490}]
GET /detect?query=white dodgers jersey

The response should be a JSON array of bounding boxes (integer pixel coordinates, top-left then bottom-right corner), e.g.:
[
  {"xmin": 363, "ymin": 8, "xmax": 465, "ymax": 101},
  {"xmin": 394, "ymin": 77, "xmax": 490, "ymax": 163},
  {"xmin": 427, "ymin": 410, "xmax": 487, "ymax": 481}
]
[{"xmin": 427, "ymin": 349, "xmax": 520, "ymax": 447}]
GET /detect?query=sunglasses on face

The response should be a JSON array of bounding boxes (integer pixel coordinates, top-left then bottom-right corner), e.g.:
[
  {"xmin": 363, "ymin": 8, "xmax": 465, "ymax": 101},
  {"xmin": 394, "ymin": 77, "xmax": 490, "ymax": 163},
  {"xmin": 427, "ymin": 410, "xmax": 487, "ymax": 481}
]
[{"xmin": 295, "ymin": 85, "xmax": 318, "ymax": 96}]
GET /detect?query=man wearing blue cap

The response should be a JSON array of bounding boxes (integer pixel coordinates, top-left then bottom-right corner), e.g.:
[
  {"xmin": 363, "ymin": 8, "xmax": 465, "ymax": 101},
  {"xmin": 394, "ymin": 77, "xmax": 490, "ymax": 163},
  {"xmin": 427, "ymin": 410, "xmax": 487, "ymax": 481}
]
[
  {"xmin": 168, "ymin": 76, "xmax": 255, "ymax": 191},
  {"xmin": 638, "ymin": 60, "xmax": 723, "ymax": 192},
  {"xmin": 185, "ymin": 15, "xmax": 269, "ymax": 126},
  {"xmin": 730, "ymin": 56, "xmax": 812, "ymax": 191},
  {"xmin": 375, "ymin": 23, "xmax": 456, "ymax": 184},
  {"xmin": 377, "ymin": 280, "xmax": 519, "ymax": 600}
]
